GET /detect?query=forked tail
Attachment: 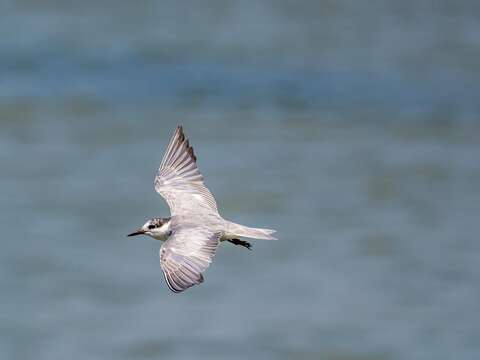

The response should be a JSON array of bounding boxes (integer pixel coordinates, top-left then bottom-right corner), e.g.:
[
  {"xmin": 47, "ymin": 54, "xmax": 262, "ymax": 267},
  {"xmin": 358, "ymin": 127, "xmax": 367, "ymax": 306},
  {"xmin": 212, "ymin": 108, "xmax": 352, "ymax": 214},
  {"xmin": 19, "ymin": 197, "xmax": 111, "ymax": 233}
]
[{"xmin": 225, "ymin": 221, "xmax": 277, "ymax": 240}]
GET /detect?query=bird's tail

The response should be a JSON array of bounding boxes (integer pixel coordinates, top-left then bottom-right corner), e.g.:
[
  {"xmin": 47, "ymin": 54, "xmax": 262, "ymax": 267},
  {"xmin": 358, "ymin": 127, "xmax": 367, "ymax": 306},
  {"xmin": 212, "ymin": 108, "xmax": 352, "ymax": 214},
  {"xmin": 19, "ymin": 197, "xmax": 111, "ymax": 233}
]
[{"xmin": 225, "ymin": 221, "xmax": 277, "ymax": 240}]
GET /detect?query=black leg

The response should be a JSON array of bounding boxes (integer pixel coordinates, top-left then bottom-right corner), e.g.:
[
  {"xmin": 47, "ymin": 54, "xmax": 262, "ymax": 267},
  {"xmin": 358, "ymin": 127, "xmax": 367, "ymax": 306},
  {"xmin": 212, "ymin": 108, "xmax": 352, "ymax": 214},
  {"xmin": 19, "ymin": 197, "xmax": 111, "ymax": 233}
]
[{"xmin": 228, "ymin": 238, "xmax": 252, "ymax": 250}]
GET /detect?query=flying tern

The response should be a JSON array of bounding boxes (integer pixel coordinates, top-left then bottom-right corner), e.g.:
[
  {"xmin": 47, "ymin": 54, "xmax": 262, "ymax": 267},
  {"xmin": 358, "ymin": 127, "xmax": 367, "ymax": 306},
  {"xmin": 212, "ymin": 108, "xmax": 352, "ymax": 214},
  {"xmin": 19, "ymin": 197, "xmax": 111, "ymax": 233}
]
[{"xmin": 128, "ymin": 126, "xmax": 276, "ymax": 293}]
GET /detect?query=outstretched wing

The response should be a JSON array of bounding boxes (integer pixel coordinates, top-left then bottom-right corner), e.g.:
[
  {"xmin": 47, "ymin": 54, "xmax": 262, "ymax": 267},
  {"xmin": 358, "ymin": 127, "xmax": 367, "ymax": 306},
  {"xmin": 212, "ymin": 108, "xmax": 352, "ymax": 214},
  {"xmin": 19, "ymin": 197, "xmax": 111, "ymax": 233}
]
[
  {"xmin": 160, "ymin": 227, "xmax": 221, "ymax": 293},
  {"xmin": 154, "ymin": 126, "xmax": 218, "ymax": 216}
]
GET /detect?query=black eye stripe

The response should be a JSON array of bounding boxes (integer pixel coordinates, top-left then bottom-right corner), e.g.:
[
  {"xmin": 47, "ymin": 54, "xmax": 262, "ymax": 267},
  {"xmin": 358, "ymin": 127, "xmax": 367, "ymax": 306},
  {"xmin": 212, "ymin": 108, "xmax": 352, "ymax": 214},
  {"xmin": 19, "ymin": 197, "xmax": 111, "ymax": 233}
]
[{"xmin": 148, "ymin": 224, "xmax": 155, "ymax": 229}]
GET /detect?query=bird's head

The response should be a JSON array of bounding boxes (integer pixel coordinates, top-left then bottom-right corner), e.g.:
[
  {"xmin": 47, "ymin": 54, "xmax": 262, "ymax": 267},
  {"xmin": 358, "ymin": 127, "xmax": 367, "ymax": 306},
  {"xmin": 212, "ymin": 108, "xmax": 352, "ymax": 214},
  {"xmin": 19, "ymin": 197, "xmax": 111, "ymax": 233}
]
[{"xmin": 127, "ymin": 217, "xmax": 171, "ymax": 240}]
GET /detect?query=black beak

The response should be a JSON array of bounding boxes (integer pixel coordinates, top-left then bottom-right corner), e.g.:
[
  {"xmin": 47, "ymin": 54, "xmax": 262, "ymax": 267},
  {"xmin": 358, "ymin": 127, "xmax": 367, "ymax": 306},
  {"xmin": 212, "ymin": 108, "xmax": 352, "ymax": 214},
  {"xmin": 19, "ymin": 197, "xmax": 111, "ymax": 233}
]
[{"xmin": 127, "ymin": 229, "xmax": 145, "ymax": 237}]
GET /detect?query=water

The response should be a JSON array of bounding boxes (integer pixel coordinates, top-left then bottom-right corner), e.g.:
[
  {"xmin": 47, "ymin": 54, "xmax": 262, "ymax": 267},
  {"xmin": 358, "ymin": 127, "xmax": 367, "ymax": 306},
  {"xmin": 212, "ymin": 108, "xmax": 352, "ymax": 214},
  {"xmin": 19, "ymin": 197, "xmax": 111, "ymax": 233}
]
[{"xmin": 1, "ymin": 1, "xmax": 480, "ymax": 359}]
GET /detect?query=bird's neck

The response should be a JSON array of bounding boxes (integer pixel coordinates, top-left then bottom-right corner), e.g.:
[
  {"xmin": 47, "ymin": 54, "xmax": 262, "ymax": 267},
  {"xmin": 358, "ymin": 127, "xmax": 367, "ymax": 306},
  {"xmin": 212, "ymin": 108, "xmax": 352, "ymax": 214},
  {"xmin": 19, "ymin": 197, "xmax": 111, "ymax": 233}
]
[{"xmin": 151, "ymin": 219, "xmax": 172, "ymax": 241}]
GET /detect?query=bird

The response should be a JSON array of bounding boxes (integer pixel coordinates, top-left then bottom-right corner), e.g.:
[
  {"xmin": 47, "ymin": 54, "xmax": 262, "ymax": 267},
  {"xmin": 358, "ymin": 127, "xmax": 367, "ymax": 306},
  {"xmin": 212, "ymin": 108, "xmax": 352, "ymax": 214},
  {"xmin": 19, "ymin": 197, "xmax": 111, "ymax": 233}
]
[{"xmin": 128, "ymin": 125, "xmax": 277, "ymax": 293}]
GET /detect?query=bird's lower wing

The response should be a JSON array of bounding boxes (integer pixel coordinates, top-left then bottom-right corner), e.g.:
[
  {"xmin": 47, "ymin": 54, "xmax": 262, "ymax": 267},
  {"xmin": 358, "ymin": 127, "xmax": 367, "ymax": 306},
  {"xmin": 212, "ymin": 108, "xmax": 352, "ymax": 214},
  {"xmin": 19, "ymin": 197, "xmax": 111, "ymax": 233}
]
[{"xmin": 160, "ymin": 228, "xmax": 221, "ymax": 293}]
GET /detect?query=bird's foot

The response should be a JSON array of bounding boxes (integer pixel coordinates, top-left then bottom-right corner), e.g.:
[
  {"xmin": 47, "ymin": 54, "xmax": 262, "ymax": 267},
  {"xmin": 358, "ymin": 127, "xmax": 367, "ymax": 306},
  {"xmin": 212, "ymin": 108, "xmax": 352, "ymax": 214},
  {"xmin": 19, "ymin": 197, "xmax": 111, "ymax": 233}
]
[{"xmin": 228, "ymin": 238, "xmax": 252, "ymax": 250}]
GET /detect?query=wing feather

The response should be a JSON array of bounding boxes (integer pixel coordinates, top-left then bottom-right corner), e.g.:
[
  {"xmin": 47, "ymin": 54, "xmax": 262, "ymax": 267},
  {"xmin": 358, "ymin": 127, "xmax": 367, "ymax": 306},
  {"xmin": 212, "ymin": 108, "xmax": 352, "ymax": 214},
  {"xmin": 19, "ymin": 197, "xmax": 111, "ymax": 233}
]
[
  {"xmin": 154, "ymin": 126, "xmax": 218, "ymax": 216},
  {"xmin": 160, "ymin": 228, "xmax": 221, "ymax": 293}
]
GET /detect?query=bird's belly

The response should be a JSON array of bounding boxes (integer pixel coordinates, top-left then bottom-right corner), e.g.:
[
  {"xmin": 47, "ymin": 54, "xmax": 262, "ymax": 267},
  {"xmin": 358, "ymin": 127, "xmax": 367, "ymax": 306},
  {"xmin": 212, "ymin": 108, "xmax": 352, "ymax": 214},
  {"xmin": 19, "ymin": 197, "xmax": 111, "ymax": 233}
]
[{"xmin": 220, "ymin": 232, "xmax": 236, "ymax": 241}]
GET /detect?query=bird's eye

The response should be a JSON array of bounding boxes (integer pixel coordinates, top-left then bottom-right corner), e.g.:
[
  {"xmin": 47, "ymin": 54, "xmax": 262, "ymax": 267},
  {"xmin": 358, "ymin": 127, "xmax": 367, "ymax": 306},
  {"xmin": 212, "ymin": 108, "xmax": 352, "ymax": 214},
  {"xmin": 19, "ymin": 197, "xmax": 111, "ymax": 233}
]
[{"xmin": 148, "ymin": 224, "xmax": 155, "ymax": 230}]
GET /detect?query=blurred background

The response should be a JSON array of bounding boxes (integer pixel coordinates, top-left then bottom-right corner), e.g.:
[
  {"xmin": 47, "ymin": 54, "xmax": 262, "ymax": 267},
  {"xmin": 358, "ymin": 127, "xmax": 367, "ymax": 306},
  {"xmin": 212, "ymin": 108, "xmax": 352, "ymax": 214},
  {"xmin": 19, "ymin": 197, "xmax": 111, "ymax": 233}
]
[{"xmin": 1, "ymin": 1, "xmax": 480, "ymax": 359}]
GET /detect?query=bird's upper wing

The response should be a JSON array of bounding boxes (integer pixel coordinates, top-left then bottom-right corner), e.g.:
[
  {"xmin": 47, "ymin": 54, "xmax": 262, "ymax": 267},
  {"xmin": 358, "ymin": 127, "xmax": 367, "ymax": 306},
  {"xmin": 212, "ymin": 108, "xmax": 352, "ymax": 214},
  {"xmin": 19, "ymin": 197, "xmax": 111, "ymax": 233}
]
[
  {"xmin": 154, "ymin": 126, "xmax": 218, "ymax": 216},
  {"xmin": 160, "ymin": 227, "xmax": 221, "ymax": 293}
]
